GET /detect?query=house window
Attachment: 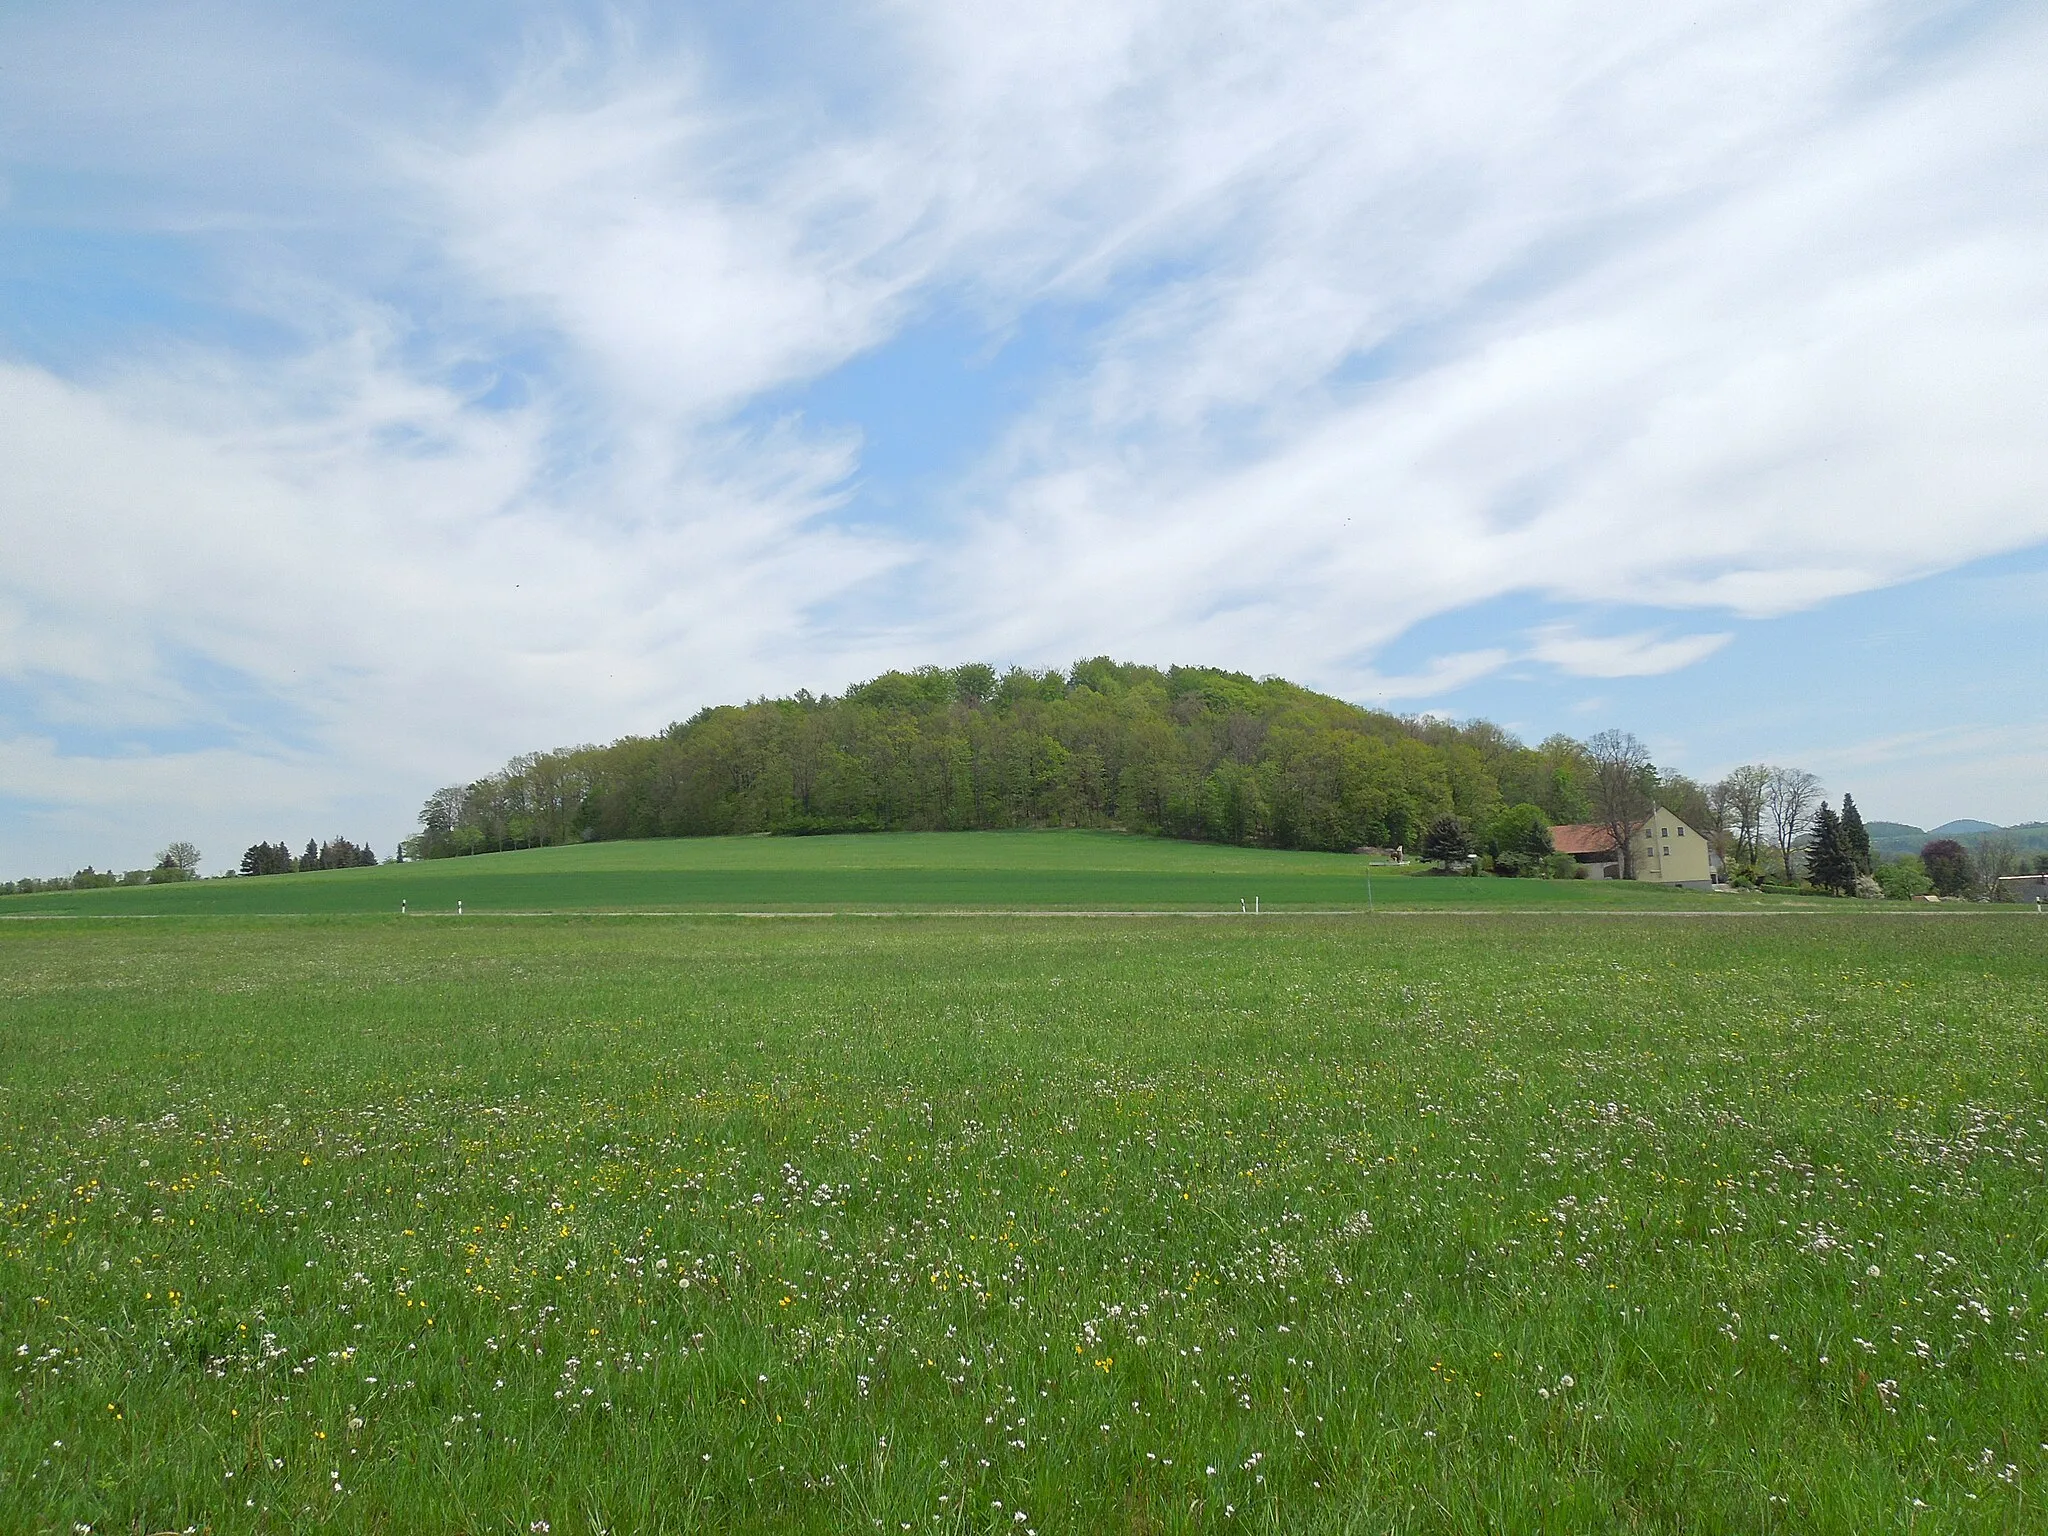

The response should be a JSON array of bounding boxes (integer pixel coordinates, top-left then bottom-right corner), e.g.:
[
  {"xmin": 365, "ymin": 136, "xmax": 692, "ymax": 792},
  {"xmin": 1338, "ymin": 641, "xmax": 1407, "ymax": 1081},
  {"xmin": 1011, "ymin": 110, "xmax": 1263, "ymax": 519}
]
[{"xmin": 1676, "ymin": 826, "xmax": 1685, "ymax": 836}]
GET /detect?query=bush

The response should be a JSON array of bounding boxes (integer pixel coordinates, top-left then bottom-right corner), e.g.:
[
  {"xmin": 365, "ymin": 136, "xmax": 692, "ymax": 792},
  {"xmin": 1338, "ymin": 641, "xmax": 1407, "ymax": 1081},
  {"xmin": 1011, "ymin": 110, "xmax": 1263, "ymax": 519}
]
[
  {"xmin": 1482, "ymin": 804, "xmax": 1553, "ymax": 865},
  {"xmin": 1875, "ymin": 856, "xmax": 1933, "ymax": 901}
]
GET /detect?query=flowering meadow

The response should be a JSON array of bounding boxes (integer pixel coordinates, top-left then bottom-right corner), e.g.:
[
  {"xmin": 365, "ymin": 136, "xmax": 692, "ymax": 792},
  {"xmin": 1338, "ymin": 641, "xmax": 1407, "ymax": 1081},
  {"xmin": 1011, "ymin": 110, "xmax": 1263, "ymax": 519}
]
[
  {"xmin": 0, "ymin": 828, "xmax": 1739, "ymax": 917},
  {"xmin": 2, "ymin": 911, "xmax": 2042, "ymax": 1532}
]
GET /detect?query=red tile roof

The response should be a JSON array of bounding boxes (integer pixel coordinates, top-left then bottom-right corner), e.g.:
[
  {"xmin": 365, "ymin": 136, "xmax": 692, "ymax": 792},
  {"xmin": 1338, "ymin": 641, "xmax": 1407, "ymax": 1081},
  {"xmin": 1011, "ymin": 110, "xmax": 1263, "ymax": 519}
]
[{"xmin": 1550, "ymin": 822, "xmax": 1618, "ymax": 856}]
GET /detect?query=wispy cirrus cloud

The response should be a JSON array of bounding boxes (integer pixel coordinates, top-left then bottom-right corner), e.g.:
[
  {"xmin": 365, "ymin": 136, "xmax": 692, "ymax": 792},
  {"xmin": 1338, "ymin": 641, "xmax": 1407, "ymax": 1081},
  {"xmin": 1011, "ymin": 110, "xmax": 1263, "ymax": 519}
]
[
  {"xmin": 1525, "ymin": 627, "xmax": 1732, "ymax": 679},
  {"xmin": 1, "ymin": 0, "xmax": 2045, "ymax": 869}
]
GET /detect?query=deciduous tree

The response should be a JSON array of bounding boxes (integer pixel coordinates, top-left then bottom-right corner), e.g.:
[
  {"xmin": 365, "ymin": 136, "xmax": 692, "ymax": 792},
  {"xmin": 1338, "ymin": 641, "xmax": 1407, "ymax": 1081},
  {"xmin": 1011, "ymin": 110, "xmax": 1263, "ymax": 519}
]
[
  {"xmin": 1712, "ymin": 765, "xmax": 1770, "ymax": 867},
  {"xmin": 1586, "ymin": 730, "xmax": 1655, "ymax": 879},
  {"xmin": 1765, "ymin": 767, "xmax": 1821, "ymax": 882},
  {"xmin": 1920, "ymin": 839, "xmax": 1972, "ymax": 897},
  {"xmin": 1482, "ymin": 803, "xmax": 1552, "ymax": 875},
  {"xmin": 1875, "ymin": 855, "xmax": 1932, "ymax": 900},
  {"xmin": 150, "ymin": 843, "xmax": 200, "ymax": 882}
]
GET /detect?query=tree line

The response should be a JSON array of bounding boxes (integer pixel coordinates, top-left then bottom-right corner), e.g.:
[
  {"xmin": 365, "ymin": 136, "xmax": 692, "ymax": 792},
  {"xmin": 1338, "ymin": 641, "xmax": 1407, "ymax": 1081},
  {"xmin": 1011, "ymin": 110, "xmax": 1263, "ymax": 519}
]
[
  {"xmin": 1, "ymin": 842, "xmax": 203, "ymax": 896},
  {"xmin": 1, "ymin": 837, "xmax": 380, "ymax": 896},
  {"xmin": 238, "ymin": 837, "xmax": 380, "ymax": 876},
  {"xmin": 8, "ymin": 660, "xmax": 2025, "ymax": 902},
  {"xmin": 1706, "ymin": 764, "xmax": 2044, "ymax": 898},
  {"xmin": 405, "ymin": 659, "xmax": 1721, "ymax": 869}
]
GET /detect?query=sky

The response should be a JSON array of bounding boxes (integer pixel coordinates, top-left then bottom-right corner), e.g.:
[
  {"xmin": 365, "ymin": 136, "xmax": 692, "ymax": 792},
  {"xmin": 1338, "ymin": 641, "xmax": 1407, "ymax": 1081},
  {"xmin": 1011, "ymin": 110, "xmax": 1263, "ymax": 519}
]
[{"xmin": 3, "ymin": 0, "xmax": 2045, "ymax": 874}]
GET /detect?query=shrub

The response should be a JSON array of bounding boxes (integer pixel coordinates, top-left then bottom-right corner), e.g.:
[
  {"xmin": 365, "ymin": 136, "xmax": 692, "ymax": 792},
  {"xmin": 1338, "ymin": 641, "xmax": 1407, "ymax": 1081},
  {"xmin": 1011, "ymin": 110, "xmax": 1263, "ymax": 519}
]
[
  {"xmin": 1876, "ymin": 856, "xmax": 1933, "ymax": 901},
  {"xmin": 1482, "ymin": 804, "xmax": 1553, "ymax": 864}
]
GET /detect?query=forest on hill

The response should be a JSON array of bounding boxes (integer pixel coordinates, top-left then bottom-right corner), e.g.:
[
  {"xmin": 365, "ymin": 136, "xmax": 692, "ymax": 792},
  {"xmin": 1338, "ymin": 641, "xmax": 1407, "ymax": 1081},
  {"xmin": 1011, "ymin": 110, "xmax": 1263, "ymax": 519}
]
[{"xmin": 409, "ymin": 659, "xmax": 1715, "ymax": 860}]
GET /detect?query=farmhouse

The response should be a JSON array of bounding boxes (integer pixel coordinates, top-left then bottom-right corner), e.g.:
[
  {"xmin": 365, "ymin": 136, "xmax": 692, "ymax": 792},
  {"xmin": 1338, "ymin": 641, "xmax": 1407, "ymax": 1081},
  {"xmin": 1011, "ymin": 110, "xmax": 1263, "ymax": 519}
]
[
  {"xmin": 1997, "ymin": 873, "xmax": 2048, "ymax": 906},
  {"xmin": 1550, "ymin": 805, "xmax": 1716, "ymax": 889}
]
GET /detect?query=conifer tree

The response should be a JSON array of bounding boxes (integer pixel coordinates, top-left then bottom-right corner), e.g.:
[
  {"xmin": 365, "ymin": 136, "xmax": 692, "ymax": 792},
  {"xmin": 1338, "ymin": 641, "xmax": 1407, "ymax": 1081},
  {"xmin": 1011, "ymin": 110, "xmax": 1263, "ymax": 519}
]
[
  {"xmin": 1422, "ymin": 814, "xmax": 1474, "ymax": 870},
  {"xmin": 1806, "ymin": 802, "xmax": 1857, "ymax": 894},
  {"xmin": 240, "ymin": 841, "xmax": 294, "ymax": 876},
  {"xmin": 1839, "ymin": 792, "xmax": 1872, "ymax": 874}
]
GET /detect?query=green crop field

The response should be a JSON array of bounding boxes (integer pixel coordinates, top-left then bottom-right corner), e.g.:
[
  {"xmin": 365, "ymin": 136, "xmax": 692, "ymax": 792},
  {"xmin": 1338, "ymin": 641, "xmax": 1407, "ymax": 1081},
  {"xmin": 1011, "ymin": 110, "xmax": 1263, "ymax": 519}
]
[
  {"xmin": 2, "ymin": 830, "xmax": 1768, "ymax": 917},
  {"xmin": 3, "ymin": 858, "xmax": 2043, "ymax": 1531}
]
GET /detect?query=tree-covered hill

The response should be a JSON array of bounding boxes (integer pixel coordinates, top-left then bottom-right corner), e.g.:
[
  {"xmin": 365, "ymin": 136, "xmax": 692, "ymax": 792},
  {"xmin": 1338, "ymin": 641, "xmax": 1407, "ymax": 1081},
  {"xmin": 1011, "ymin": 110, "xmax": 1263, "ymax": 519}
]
[
  {"xmin": 1864, "ymin": 819, "xmax": 2048, "ymax": 861},
  {"xmin": 410, "ymin": 659, "xmax": 1704, "ymax": 859}
]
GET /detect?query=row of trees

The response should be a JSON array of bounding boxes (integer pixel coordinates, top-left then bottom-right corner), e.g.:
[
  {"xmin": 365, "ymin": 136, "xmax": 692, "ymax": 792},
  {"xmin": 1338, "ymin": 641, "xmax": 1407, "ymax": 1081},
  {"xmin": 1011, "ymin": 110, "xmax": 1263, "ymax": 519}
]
[
  {"xmin": 1703, "ymin": 765, "xmax": 1858, "ymax": 886},
  {"xmin": 0, "ymin": 843, "xmax": 202, "ymax": 897},
  {"xmin": 1710, "ymin": 764, "xmax": 2044, "ymax": 898},
  {"xmin": 1883, "ymin": 836, "xmax": 2046, "ymax": 901},
  {"xmin": 2, "ymin": 836, "xmax": 385, "ymax": 896},
  {"xmin": 239, "ymin": 837, "xmax": 380, "ymax": 876},
  {"xmin": 1703, "ymin": 763, "xmax": 1884, "ymax": 891},
  {"xmin": 408, "ymin": 661, "xmax": 1723, "ymax": 864},
  {"xmin": 1419, "ymin": 806, "xmax": 1573, "ymax": 877}
]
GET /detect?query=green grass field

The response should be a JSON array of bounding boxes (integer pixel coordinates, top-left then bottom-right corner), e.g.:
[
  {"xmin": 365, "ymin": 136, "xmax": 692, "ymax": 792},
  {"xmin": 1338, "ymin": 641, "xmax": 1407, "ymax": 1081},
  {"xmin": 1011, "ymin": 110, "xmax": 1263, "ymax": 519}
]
[
  {"xmin": 3, "ymin": 842, "xmax": 2043, "ymax": 1532},
  {"xmin": 2, "ymin": 830, "xmax": 1767, "ymax": 917}
]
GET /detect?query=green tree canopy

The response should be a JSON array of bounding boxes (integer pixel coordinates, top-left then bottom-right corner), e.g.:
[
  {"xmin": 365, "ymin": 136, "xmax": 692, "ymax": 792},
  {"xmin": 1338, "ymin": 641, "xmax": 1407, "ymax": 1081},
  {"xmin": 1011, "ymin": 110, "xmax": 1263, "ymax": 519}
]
[
  {"xmin": 1482, "ymin": 803, "xmax": 1553, "ymax": 859},
  {"xmin": 407, "ymin": 659, "xmax": 1619, "ymax": 862},
  {"xmin": 1920, "ymin": 839, "xmax": 1973, "ymax": 898}
]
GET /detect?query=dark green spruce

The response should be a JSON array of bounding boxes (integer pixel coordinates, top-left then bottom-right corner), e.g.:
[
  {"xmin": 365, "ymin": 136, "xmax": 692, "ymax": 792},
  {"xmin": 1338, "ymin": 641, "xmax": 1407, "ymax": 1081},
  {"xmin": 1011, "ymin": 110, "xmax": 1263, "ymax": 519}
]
[
  {"xmin": 1806, "ymin": 802, "xmax": 1858, "ymax": 895},
  {"xmin": 1838, "ymin": 792, "xmax": 1871, "ymax": 874}
]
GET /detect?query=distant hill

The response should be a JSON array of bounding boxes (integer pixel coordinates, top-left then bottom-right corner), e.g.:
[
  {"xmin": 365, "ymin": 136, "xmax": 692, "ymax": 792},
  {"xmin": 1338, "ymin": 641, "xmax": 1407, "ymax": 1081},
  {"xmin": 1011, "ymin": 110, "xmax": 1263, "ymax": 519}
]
[{"xmin": 1867, "ymin": 818, "xmax": 2048, "ymax": 860}]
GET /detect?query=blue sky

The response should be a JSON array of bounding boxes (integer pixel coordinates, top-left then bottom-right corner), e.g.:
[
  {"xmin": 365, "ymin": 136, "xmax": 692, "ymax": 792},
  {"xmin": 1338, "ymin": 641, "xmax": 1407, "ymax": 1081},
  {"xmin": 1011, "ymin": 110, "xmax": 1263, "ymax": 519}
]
[{"xmin": 3, "ymin": 0, "xmax": 2046, "ymax": 874}]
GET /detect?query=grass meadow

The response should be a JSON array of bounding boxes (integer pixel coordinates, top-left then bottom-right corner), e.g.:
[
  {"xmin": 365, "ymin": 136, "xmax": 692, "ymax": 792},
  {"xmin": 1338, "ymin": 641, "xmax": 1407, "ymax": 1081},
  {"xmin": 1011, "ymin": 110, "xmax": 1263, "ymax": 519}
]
[
  {"xmin": 3, "ymin": 852, "xmax": 2044, "ymax": 1531},
  {"xmin": 0, "ymin": 830, "xmax": 1758, "ymax": 917}
]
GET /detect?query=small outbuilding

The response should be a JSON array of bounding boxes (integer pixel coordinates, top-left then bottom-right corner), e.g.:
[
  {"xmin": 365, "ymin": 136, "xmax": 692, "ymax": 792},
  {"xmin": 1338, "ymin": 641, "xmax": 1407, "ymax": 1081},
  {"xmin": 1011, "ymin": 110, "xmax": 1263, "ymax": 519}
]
[{"xmin": 1549, "ymin": 805, "xmax": 1717, "ymax": 890}]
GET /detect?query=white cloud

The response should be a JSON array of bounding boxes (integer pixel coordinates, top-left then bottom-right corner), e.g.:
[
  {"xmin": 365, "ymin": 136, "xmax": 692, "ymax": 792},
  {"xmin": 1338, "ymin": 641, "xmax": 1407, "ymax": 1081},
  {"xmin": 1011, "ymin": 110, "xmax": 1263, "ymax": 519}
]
[
  {"xmin": 2, "ymin": 0, "xmax": 2046, "ymax": 868},
  {"xmin": 1358, "ymin": 650, "xmax": 1516, "ymax": 701},
  {"xmin": 932, "ymin": 2, "xmax": 2048, "ymax": 680},
  {"xmin": 1526, "ymin": 627, "xmax": 1732, "ymax": 679},
  {"xmin": 0, "ymin": 344, "xmax": 904, "ymax": 869}
]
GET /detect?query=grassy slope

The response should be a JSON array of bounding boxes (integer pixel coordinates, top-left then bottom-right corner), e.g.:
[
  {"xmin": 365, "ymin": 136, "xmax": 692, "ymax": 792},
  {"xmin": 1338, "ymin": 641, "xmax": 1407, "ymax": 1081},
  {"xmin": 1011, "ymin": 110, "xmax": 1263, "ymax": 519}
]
[
  {"xmin": 2, "ymin": 913, "xmax": 2042, "ymax": 1533},
  {"xmin": 0, "ymin": 829, "xmax": 1764, "ymax": 915}
]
